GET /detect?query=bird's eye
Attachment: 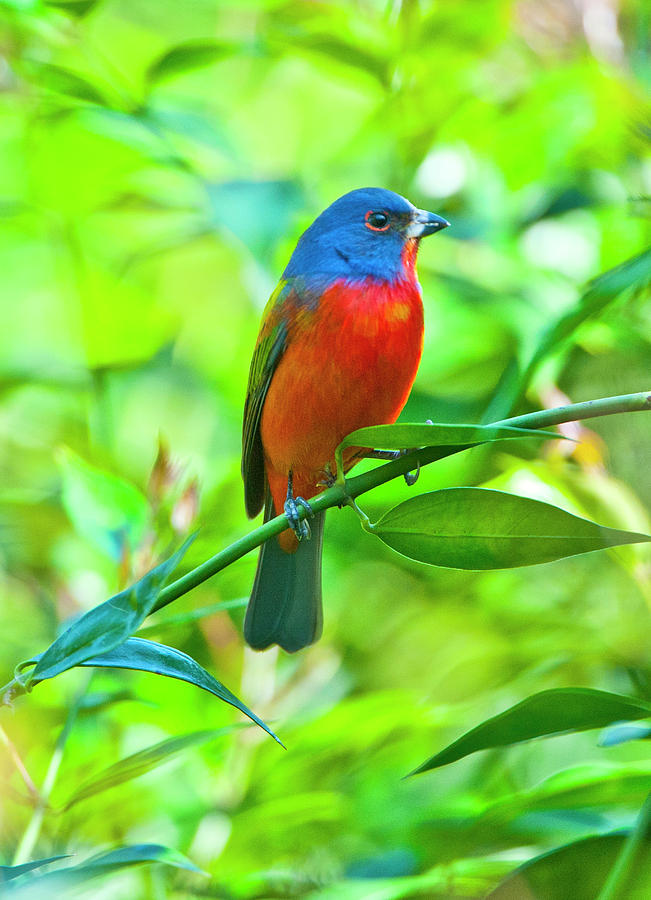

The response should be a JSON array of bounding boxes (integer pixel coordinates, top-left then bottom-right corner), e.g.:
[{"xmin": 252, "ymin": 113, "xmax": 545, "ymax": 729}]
[{"xmin": 365, "ymin": 210, "xmax": 391, "ymax": 232}]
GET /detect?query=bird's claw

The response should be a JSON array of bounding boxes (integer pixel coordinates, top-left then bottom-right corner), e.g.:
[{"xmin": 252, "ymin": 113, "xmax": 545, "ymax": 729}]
[
  {"xmin": 316, "ymin": 464, "xmax": 337, "ymax": 489},
  {"xmin": 403, "ymin": 420, "xmax": 431, "ymax": 485},
  {"xmin": 284, "ymin": 495, "xmax": 314, "ymax": 541},
  {"xmin": 403, "ymin": 460, "xmax": 420, "ymax": 486},
  {"xmin": 393, "ymin": 448, "xmax": 420, "ymax": 486}
]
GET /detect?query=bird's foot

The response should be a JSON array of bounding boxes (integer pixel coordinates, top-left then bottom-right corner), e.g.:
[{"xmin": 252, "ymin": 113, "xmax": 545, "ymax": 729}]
[{"xmin": 284, "ymin": 495, "xmax": 314, "ymax": 541}]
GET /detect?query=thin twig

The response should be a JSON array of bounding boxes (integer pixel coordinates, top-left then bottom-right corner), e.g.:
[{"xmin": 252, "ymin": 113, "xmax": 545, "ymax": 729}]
[
  {"xmin": 11, "ymin": 673, "xmax": 92, "ymax": 865},
  {"xmin": 0, "ymin": 723, "xmax": 43, "ymax": 804}
]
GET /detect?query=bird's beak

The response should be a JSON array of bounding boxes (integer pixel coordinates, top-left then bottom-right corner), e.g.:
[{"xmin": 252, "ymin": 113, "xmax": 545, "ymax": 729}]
[{"xmin": 407, "ymin": 209, "xmax": 450, "ymax": 238}]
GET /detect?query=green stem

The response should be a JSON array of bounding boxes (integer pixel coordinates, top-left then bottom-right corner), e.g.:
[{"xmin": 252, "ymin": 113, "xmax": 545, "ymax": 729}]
[
  {"xmin": 493, "ymin": 391, "xmax": 651, "ymax": 430},
  {"xmin": 345, "ymin": 497, "xmax": 374, "ymax": 533},
  {"xmin": 138, "ymin": 597, "xmax": 248, "ymax": 635},
  {"xmin": 153, "ymin": 481, "xmax": 347, "ymax": 612},
  {"xmin": 597, "ymin": 791, "xmax": 651, "ymax": 900}
]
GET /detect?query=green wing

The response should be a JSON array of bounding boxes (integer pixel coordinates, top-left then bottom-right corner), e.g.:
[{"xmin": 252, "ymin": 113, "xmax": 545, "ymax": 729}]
[{"xmin": 242, "ymin": 281, "xmax": 291, "ymax": 518}]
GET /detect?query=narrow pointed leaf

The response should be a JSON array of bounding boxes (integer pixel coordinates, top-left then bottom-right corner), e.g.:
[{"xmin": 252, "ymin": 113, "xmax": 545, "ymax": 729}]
[
  {"xmin": 6, "ymin": 844, "xmax": 205, "ymax": 893},
  {"xmin": 526, "ymin": 248, "xmax": 651, "ymax": 377},
  {"xmin": 78, "ymin": 689, "xmax": 143, "ymax": 714},
  {"xmin": 410, "ymin": 688, "xmax": 651, "ymax": 775},
  {"xmin": 146, "ymin": 41, "xmax": 235, "ymax": 84},
  {"xmin": 44, "ymin": 0, "xmax": 101, "ymax": 17},
  {"xmin": 337, "ymin": 422, "xmax": 561, "ymax": 454},
  {"xmin": 284, "ymin": 33, "xmax": 389, "ymax": 85},
  {"xmin": 371, "ymin": 488, "xmax": 650, "ymax": 569},
  {"xmin": 26, "ymin": 538, "xmax": 194, "ymax": 684},
  {"xmin": 77, "ymin": 637, "xmax": 281, "ymax": 744},
  {"xmin": 61, "ymin": 726, "xmax": 240, "ymax": 810},
  {"xmin": 138, "ymin": 596, "xmax": 247, "ymax": 635},
  {"xmin": 25, "ymin": 62, "xmax": 108, "ymax": 105},
  {"xmin": 0, "ymin": 857, "xmax": 68, "ymax": 883},
  {"xmin": 82, "ymin": 843, "xmax": 204, "ymax": 873}
]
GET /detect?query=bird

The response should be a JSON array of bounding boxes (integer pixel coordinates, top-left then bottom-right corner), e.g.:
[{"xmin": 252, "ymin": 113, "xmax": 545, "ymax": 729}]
[{"xmin": 241, "ymin": 187, "xmax": 449, "ymax": 653}]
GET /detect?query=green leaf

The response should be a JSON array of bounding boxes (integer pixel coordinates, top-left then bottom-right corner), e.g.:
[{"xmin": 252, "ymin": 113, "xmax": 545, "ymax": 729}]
[
  {"xmin": 44, "ymin": 0, "xmax": 101, "ymax": 16},
  {"xmin": 282, "ymin": 33, "xmax": 389, "ymax": 85},
  {"xmin": 371, "ymin": 488, "xmax": 650, "ymax": 569},
  {"xmin": 77, "ymin": 637, "xmax": 281, "ymax": 744},
  {"xmin": 485, "ymin": 252, "xmax": 651, "ymax": 419},
  {"xmin": 138, "ymin": 597, "xmax": 247, "ymax": 635},
  {"xmin": 61, "ymin": 726, "xmax": 239, "ymax": 811},
  {"xmin": 24, "ymin": 63, "xmax": 108, "ymax": 105},
  {"xmin": 526, "ymin": 248, "xmax": 651, "ymax": 377},
  {"xmin": 146, "ymin": 41, "xmax": 235, "ymax": 84},
  {"xmin": 57, "ymin": 447, "xmax": 149, "ymax": 560},
  {"xmin": 77, "ymin": 843, "xmax": 204, "ymax": 874},
  {"xmin": 486, "ymin": 832, "xmax": 651, "ymax": 900},
  {"xmin": 410, "ymin": 688, "xmax": 651, "ymax": 775},
  {"xmin": 78, "ymin": 689, "xmax": 143, "ymax": 714},
  {"xmin": 25, "ymin": 538, "xmax": 194, "ymax": 685},
  {"xmin": 6, "ymin": 844, "xmax": 205, "ymax": 894},
  {"xmin": 337, "ymin": 421, "xmax": 562, "ymax": 453},
  {"xmin": 1, "ymin": 857, "xmax": 68, "ymax": 883}
]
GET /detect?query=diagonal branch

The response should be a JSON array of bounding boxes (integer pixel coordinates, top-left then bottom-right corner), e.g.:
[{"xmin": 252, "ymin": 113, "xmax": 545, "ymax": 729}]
[{"xmin": 153, "ymin": 389, "xmax": 651, "ymax": 613}]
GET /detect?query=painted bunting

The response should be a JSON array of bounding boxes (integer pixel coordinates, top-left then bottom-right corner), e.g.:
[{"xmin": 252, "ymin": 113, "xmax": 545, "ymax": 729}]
[{"xmin": 242, "ymin": 187, "xmax": 449, "ymax": 652}]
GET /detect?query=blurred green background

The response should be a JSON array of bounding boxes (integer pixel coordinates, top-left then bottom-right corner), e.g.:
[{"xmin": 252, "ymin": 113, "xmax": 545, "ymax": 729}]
[{"xmin": 1, "ymin": 0, "xmax": 650, "ymax": 896}]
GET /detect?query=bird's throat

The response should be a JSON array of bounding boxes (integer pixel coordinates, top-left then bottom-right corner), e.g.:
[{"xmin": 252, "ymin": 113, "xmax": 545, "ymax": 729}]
[{"xmin": 401, "ymin": 237, "xmax": 421, "ymax": 277}]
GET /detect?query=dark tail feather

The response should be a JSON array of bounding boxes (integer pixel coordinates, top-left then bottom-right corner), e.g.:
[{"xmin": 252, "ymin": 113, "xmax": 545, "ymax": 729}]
[{"xmin": 244, "ymin": 497, "xmax": 324, "ymax": 653}]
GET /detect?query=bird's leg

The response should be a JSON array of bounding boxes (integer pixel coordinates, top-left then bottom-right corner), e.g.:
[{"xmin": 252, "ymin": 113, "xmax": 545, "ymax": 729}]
[
  {"xmin": 359, "ymin": 449, "xmax": 421, "ymax": 486},
  {"xmin": 284, "ymin": 469, "xmax": 314, "ymax": 541}
]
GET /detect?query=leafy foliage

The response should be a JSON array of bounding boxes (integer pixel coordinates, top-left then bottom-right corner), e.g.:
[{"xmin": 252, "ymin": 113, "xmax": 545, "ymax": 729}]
[
  {"xmin": 0, "ymin": 0, "xmax": 649, "ymax": 897},
  {"xmin": 60, "ymin": 726, "xmax": 241, "ymax": 810}
]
